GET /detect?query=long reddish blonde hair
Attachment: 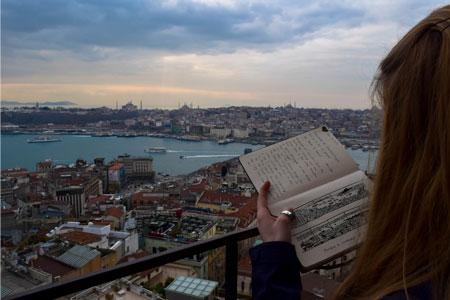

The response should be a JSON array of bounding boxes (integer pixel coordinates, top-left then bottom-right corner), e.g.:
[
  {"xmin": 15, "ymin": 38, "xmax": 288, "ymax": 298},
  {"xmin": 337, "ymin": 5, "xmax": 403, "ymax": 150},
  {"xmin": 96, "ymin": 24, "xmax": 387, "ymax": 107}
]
[{"xmin": 335, "ymin": 5, "xmax": 450, "ymax": 300}]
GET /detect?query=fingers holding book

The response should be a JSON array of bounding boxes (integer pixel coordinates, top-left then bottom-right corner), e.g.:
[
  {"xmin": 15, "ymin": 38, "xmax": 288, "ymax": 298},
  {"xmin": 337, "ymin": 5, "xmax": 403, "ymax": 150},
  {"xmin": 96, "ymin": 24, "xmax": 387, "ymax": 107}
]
[{"xmin": 257, "ymin": 181, "xmax": 293, "ymax": 243}]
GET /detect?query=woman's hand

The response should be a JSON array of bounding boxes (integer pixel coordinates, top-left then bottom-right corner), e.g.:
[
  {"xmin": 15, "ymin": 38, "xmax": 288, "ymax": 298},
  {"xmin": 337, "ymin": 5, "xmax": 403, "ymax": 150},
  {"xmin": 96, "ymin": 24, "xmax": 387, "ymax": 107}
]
[{"xmin": 256, "ymin": 181, "xmax": 294, "ymax": 243}]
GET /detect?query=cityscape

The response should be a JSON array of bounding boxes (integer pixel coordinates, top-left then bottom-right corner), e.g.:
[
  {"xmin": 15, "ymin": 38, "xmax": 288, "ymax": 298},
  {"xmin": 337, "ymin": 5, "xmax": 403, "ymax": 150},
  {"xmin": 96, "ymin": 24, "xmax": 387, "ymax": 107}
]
[
  {"xmin": 1, "ymin": 102, "xmax": 380, "ymax": 299},
  {"xmin": 2, "ymin": 101, "xmax": 381, "ymax": 147}
]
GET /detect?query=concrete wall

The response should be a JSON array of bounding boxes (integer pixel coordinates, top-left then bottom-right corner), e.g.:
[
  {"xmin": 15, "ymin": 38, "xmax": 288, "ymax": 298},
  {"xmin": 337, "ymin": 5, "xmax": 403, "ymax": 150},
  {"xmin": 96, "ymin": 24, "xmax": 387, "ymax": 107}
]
[{"xmin": 29, "ymin": 267, "xmax": 52, "ymax": 284}]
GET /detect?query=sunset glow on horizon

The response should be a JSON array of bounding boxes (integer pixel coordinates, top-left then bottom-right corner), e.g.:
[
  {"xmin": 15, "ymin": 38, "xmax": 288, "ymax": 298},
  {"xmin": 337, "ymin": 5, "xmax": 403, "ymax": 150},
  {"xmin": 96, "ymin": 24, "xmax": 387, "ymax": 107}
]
[{"xmin": 2, "ymin": 0, "xmax": 447, "ymax": 109}]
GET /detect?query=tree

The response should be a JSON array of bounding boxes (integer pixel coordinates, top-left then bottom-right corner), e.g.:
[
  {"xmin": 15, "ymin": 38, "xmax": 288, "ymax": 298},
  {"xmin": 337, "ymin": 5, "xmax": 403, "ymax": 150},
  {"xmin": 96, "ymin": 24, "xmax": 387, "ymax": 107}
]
[
  {"xmin": 109, "ymin": 182, "xmax": 120, "ymax": 193},
  {"xmin": 154, "ymin": 282, "xmax": 164, "ymax": 296},
  {"xmin": 164, "ymin": 277, "xmax": 174, "ymax": 287}
]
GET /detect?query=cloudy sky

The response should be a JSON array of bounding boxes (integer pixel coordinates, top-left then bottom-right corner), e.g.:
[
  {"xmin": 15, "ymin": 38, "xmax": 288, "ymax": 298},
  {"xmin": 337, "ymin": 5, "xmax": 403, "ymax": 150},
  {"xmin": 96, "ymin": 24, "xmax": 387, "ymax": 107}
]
[{"xmin": 1, "ymin": 0, "xmax": 447, "ymax": 109}]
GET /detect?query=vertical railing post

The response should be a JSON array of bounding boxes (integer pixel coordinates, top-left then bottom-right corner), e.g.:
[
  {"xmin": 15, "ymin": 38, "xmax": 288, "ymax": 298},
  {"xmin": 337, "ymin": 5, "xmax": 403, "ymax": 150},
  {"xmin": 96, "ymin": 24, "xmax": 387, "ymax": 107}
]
[{"xmin": 225, "ymin": 238, "xmax": 238, "ymax": 300}]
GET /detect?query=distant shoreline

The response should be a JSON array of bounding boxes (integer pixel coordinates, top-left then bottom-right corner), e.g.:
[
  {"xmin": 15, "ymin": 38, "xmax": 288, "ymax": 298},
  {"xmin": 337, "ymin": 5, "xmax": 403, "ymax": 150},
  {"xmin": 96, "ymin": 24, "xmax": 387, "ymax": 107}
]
[
  {"xmin": 1, "ymin": 131, "xmax": 379, "ymax": 149},
  {"xmin": 1, "ymin": 101, "xmax": 77, "ymax": 106}
]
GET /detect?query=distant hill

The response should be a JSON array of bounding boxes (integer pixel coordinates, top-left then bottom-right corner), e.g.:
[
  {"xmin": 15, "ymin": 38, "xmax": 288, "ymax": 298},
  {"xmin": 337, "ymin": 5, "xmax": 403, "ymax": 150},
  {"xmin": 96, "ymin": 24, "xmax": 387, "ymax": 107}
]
[{"xmin": 1, "ymin": 100, "xmax": 77, "ymax": 106}]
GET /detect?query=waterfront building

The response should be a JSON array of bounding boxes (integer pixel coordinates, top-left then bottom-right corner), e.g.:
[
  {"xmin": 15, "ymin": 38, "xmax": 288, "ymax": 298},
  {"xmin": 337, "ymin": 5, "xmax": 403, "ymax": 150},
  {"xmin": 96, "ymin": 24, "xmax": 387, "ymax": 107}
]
[
  {"xmin": 1, "ymin": 167, "xmax": 28, "ymax": 177},
  {"xmin": 209, "ymin": 127, "xmax": 231, "ymax": 139},
  {"xmin": 116, "ymin": 154, "xmax": 153, "ymax": 180},
  {"xmin": 232, "ymin": 128, "xmax": 249, "ymax": 138},
  {"xmin": 36, "ymin": 160, "xmax": 52, "ymax": 173},
  {"xmin": 187, "ymin": 124, "xmax": 208, "ymax": 136}
]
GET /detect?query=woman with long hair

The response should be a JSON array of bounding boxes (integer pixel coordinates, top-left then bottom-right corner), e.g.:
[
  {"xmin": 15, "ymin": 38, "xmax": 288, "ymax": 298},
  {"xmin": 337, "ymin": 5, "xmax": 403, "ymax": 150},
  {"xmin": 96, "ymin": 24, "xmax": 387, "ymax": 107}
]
[{"xmin": 251, "ymin": 5, "xmax": 450, "ymax": 300}]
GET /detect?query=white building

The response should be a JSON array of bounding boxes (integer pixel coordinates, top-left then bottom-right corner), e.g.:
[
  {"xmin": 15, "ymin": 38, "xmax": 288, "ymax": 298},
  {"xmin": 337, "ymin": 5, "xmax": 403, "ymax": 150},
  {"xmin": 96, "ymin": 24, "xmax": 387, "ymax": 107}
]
[{"xmin": 209, "ymin": 127, "xmax": 231, "ymax": 139}]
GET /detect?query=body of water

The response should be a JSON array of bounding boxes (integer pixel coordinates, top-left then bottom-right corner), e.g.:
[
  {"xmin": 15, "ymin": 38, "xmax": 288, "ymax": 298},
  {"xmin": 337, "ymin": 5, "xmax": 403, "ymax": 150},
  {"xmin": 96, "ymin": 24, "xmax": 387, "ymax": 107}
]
[{"xmin": 1, "ymin": 135, "xmax": 375, "ymax": 175}]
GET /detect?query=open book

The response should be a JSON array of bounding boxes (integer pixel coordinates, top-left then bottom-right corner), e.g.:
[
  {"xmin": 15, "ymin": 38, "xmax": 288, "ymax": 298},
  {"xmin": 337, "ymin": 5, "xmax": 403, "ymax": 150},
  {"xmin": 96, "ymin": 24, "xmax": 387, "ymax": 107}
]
[{"xmin": 239, "ymin": 126, "xmax": 369, "ymax": 272}]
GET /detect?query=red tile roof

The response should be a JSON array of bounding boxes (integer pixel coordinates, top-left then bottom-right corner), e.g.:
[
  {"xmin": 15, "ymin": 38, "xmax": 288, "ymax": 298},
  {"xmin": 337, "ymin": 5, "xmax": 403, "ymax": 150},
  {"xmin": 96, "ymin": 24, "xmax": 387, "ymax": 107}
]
[
  {"xmin": 109, "ymin": 163, "xmax": 124, "ymax": 170},
  {"xmin": 32, "ymin": 255, "xmax": 75, "ymax": 277},
  {"xmin": 9, "ymin": 173, "xmax": 29, "ymax": 178},
  {"xmin": 118, "ymin": 251, "xmax": 150, "ymax": 264},
  {"xmin": 37, "ymin": 161, "xmax": 52, "ymax": 167},
  {"xmin": 197, "ymin": 190, "xmax": 257, "ymax": 207},
  {"xmin": 87, "ymin": 195, "xmax": 112, "ymax": 208},
  {"xmin": 132, "ymin": 192, "xmax": 176, "ymax": 207},
  {"xmin": 105, "ymin": 206, "xmax": 124, "ymax": 218},
  {"xmin": 186, "ymin": 179, "xmax": 208, "ymax": 193},
  {"xmin": 1, "ymin": 168, "xmax": 27, "ymax": 175},
  {"xmin": 1, "ymin": 207, "xmax": 17, "ymax": 215},
  {"xmin": 237, "ymin": 256, "xmax": 252, "ymax": 275},
  {"xmin": 228, "ymin": 197, "xmax": 257, "ymax": 228},
  {"xmin": 58, "ymin": 231, "xmax": 101, "ymax": 245},
  {"xmin": 36, "ymin": 229, "xmax": 50, "ymax": 237}
]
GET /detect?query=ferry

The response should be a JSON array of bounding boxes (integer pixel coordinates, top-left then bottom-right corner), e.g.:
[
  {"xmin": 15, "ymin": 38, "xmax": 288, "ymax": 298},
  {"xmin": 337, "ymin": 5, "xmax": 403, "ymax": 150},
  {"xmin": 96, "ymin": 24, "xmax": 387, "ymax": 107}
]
[
  {"xmin": 144, "ymin": 147, "xmax": 167, "ymax": 153},
  {"xmin": 218, "ymin": 139, "xmax": 233, "ymax": 145},
  {"xmin": 27, "ymin": 135, "xmax": 62, "ymax": 143},
  {"xmin": 91, "ymin": 132, "xmax": 113, "ymax": 137}
]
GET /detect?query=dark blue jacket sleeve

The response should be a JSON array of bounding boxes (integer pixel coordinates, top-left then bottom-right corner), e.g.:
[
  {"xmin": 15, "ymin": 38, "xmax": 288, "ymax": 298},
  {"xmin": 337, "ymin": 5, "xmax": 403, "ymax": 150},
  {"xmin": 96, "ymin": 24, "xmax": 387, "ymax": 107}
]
[{"xmin": 250, "ymin": 242, "xmax": 302, "ymax": 300}]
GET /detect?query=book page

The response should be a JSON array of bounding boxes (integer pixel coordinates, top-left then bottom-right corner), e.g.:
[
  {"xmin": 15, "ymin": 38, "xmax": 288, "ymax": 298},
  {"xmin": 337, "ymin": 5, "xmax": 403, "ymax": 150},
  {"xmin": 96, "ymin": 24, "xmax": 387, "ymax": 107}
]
[
  {"xmin": 239, "ymin": 127, "xmax": 358, "ymax": 206},
  {"xmin": 270, "ymin": 171, "xmax": 369, "ymax": 270}
]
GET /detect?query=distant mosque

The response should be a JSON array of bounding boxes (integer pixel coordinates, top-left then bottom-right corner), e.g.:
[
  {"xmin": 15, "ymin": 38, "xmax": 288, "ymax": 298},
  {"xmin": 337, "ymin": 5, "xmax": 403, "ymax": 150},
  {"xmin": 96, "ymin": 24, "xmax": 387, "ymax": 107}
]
[{"xmin": 120, "ymin": 101, "xmax": 140, "ymax": 111}]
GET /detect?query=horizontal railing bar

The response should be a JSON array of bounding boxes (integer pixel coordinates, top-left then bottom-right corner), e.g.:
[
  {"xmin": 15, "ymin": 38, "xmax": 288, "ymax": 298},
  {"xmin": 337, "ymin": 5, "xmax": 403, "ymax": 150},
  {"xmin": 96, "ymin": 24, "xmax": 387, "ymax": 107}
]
[{"xmin": 4, "ymin": 226, "xmax": 259, "ymax": 300}]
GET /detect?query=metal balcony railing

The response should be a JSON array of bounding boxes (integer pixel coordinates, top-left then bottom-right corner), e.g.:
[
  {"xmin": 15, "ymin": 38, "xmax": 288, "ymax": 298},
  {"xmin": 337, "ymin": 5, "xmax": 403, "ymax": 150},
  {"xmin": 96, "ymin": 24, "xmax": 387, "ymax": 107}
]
[{"xmin": 3, "ymin": 226, "xmax": 260, "ymax": 300}]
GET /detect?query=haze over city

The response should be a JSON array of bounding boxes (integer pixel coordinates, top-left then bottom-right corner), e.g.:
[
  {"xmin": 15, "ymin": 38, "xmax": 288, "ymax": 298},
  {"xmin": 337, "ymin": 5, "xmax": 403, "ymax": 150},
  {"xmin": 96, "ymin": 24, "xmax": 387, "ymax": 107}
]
[{"xmin": 2, "ymin": 0, "xmax": 447, "ymax": 109}]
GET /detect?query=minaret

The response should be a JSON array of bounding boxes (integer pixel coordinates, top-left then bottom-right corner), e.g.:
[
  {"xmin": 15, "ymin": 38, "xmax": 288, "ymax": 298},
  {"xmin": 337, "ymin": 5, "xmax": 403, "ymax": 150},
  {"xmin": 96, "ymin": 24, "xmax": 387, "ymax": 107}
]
[
  {"xmin": 36, "ymin": 101, "xmax": 39, "ymax": 109},
  {"xmin": 140, "ymin": 100, "xmax": 142, "ymax": 111},
  {"xmin": 116, "ymin": 101, "xmax": 118, "ymax": 110}
]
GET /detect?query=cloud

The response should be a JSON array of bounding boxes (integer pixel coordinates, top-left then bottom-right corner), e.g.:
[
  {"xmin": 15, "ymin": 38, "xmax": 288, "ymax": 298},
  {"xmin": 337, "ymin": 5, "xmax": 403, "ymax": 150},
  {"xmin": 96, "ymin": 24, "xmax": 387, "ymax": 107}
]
[
  {"xmin": 2, "ymin": 0, "xmax": 448, "ymax": 109},
  {"xmin": 2, "ymin": 0, "xmax": 365, "ymax": 56}
]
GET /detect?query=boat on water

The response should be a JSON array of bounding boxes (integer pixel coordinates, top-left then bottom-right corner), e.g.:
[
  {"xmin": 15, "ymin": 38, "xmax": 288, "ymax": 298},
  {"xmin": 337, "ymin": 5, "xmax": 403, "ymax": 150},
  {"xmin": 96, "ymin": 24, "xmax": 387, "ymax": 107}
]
[
  {"xmin": 27, "ymin": 135, "xmax": 62, "ymax": 143},
  {"xmin": 91, "ymin": 132, "xmax": 113, "ymax": 137},
  {"xmin": 218, "ymin": 138, "xmax": 233, "ymax": 145},
  {"xmin": 179, "ymin": 155, "xmax": 185, "ymax": 159},
  {"xmin": 144, "ymin": 147, "xmax": 167, "ymax": 153}
]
